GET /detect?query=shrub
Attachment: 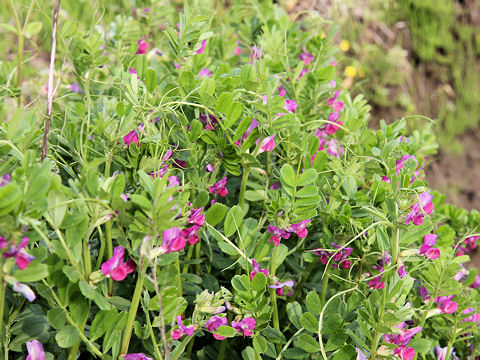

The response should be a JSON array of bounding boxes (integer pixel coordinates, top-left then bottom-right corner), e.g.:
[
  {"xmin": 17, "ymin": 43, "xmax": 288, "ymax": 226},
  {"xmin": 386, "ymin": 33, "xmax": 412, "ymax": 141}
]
[{"xmin": 0, "ymin": 1, "xmax": 479, "ymax": 359}]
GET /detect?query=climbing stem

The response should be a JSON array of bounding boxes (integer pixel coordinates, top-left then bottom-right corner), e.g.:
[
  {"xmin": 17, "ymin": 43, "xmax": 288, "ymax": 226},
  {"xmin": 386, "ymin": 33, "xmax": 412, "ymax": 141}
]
[
  {"xmin": 320, "ymin": 261, "xmax": 332, "ymax": 308},
  {"xmin": 238, "ymin": 166, "xmax": 250, "ymax": 209},
  {"xmin": 120, "ymin": 259, "xmax": 147, "ymax": 356},
  {"xmin": 175, "ymin": 255, "xmax": 183, "ymax": 297}
]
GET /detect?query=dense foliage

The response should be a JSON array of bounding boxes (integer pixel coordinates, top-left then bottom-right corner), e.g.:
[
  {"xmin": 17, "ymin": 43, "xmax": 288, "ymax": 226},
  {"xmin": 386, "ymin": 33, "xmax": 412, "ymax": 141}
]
[{"xmin": 0, "ymin": 1, "xmax": 479, "ymax": 360}]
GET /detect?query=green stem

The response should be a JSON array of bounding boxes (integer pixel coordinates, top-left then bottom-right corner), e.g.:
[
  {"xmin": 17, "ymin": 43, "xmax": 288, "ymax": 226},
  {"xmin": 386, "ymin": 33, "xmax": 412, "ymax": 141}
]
[
  {"xmin": 146, "ymin": 308, "xmax": 163, "ymax": 360},
  {"xmin": 0, "ymin": 269, "xmax": 5, "ymax": 348},
  {"xmin": 95, "ymin": 226, "xmax": 105, "ymax": 271},
  {"xmin": 195, "ymin": 237, "xmax": 201, "ymax": 276},
  {"xmin": 269, "ymin": 246, "xmax": 281, "ymax": 354},
  {"xmin": 218, "ymin": 340, "xmax": 227, "ymax": 360},
  {"xmin": 83, "ymin": 234, "xmax": 92, "ymax": 278},
  {"xmin": 182, "ymin": 245, "xmax": 194, "ymax": 274},
  {"xmin": 320, "ymin": 261, "xmax": 332, "ymax": 308},
  {"xmin": 369, "ymin": 277, "xmax": 388, "ymax": 360},
  {"xmin": 238, "ymin": 167, "xmax": 250, "ymax": 209},
  {"xmin": 106, "ymin": 222, "xmax": 113, "ymax": 296},
  {"xmin": 120, "ymin": 260, "xmax": 147, "ymax": 356},
  {"xmin": 175, "ymin": 256, "xmax": 183, "ymax": 297}
]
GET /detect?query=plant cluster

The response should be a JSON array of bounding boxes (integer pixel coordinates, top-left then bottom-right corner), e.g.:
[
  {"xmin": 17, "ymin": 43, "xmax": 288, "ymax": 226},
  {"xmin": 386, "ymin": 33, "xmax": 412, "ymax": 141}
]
[{"xmin": 0, "ymin": 1, "xmax": 479, "ymax": 360}]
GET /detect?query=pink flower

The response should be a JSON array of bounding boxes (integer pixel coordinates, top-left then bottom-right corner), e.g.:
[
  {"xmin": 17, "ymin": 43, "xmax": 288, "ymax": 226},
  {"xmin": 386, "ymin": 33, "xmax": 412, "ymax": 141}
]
[
  {"xmin": 3, "ymin": 237, "xmax": 34, "ymax": 270},
  {"xmin": 161, "ymin": 228, "xmax": 186, "ymax": 253},
  {"xmin": 174, "ymin": 62, "xmax": 181, "ymax": 69},
  {"xmin": 235, "ymin": 46, "xmax": 242, "ymax": 55},
  {"xmin": 258, "ymin": 134, "xmax": 276, "ymax": 153},
  {"xmin": 434, "ymin": 346, "xmax": 456, "ymax": 360},
  {"xmin": 171, "ymin": 315, "xmax": 194, "ymax": 340},
  {"xmin": 199, "ymin": 68, "xmax": 211, "ymax": 77},
  {"xmin": 289, "ymin": 220, "xmax": 310, "ymax": 238},
  {"xmin": 206, "ymin": 164, "xmax": 215, "ymax": 172},
  {"xmin": 326, "ymin": 139, "xmax": 344, "ymax": 158},
  {"xmin": 250, "ymin": 46, "xmax": 263, "ymax": 62},
  {"xmin": 0, "ymin": 236, "xmax": 6, "ymax": 249},
  {"xmin": 405, "ymin": 192, "xmax": 434, "ymax": 226},
  {"xmin": 250, "ymin": 259, "xmax": 269, "ymax": 281},
  {"xmin": 269, "ymin": 280, "xmax": 294, "ymax": 296},
  {"xmin": 189, "ymin": 208, "xmax": 205, "ymax": 226},
  {"xmin": 435, "ymin": 295, "xmax": 458, "ymax": 314},
  {"xmin": 70, "ymin": 82, "xmax": 82, "ymax": 93},
  {"xmin": 231, "ymin": 317, "xmax": 256, "ymax": 337},
  {"xmin": 26, "ymin": 340, "xmax": 45, "ymax": 360},
  {"xmin": 168, "ymin": 176, "xmax": 181, "ymax": 188},
  {"xmin": 368, "ymin": 275, "xmax": 385, "ymax": 289},
  {"xmin": 395, "ymin": 347, "xmax": 415, "ymax": 360},
  {"xmin": 195, "ymin": 40, "xmax": 207, "ymax": 54},
  {"xmin": 209, "ymin": 177, "xmax": 228, "ymax": 197},
  {"xmin": 398, "ymin": 265, "xmax": 407, "ymax": 278},
  {"xmin": 123, "ymin": 129, "xmax": 139, "ymax": 146},
  {"xmin": 124, "ymin": 354, "xmax": 153, "ymax": 360},
  {"xmin": 267, "ymin": 226, "xmax": 290, "ymax": 247},
  {"xmin": 137, "ymin": 37, "xmax": 148, "ymax": 54},
  {"xmin": 101, "ymin": 246, "xmax": 136, "ymax": 281},
  {"xmin": 270, "ymin": 182, "xmax": 280, "ymax": 190},
  {"xmin": 462, "ymin": 307, "xmax": 480, "ymax": 322},
  {"xmin": 150, "ymin": 164, "xmax": 169, "ymax": 179},
  {"xmin": 299, "ymin": 48, "xmax": 314, "ymax": 65},
  {"xmin": 284, "ymin": 99, "xmax": 298, "ymax": 113},
  {"xmin": 278, "ymin": 86, "xmax": 286, "ymax": 97},
  {"xmin": 205, "ymin": 316, "xmax": 228, "ymax": 340},
  {"xmin": 395, "ymin": 155, "xmax": 417, "ymax": 175},
  {"xmin": 384, "ymin": 322, "xmax": 422, "ymax": 347},
  {"xmin": 181, "ymin": 226, "xmax": 200, "ymax": 245},
  {"xmin": 13, "ymin": 282, "xmax": 36, "ymax": 302},
  {"xmin": 419, "ymin": 234, "xmax": 440, "ymax": 260},
  {"xmin": 0, "ymin": 173, "xmax": 10, "ymax": 187},
  {"xmin": 236, "ymin": 119, "xmax": 258, "ymax": 146}
]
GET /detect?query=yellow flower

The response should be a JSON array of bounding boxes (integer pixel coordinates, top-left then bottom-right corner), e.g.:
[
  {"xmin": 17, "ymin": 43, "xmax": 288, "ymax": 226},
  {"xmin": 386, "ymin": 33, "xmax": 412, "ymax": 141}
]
[
  {"xmin": 344, "ymin": 66, "xmax": 357, "ymax": 78},
  {"xmin": 339, "ymin": 39, "xmax": 350, "ymax": 52}
]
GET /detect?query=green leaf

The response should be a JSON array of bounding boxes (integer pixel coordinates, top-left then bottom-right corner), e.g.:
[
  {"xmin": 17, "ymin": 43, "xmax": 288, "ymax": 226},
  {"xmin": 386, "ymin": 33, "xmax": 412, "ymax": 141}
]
[
  {"xmin": 0, "ymin": 183, "xmax": 22, "ymax": 215},
  {"xmin": 205, "ymin": 203, "xmax": 228, "ymax": 226},
  {"xmin": 131, "ymin": 194, "xmax": 152, "ymax": 211},
  {"xmin": 262, "ymin": 326, "xmax": 286, "ymax": 344},
  {"xmin": 25, "ymin": 21, "xmax": 43, "ymax": 37},
  {"xmin": 232, "ymin": 275, "xmax": 248, "ymax": 292},
  {"xmin": 110, "ymin": 174, "xmax": 126, "ymax": 201},
  {"xmin": 180, "ymin": 71, "xmax": 195, "ymax": 92},
  {"xmin": 79, "ymin": 281, "xmax": 112, "ymax": 310},
  {"xmin": 295, "ymin": 185, "xmax": 317, "ymax": 198},
  {"xmin": 224, "ymin": 205, "xmax": 244, "ymax": 237},
  {"xmin": 215, "ymin": 92, "xmax": 234, "ymax": 115},
  {"xmin": 253, "ymin": 335, "xmax": 267, "ymax": 354},
  {"xmin": 306, "ymin": 291, "xmax": 322, "ymax": 314},
  {"xmin": 188, "ymin": 120, "xmax": 203, "ymax": 142},
  {"xmin": 332, "ymin": 345, "xmax": 356, "ymax": 360},
  {"xmin": 410, "ymin": 338, "xmax": 432, "ymax": 353},
  {"xmin": 297, "ymin": 334, "xmax": 321, "ymax": 353},
  {"xmin": 280, "ymin": 164, "xmax": 296, "ymax": 188},
  {"xmin": 242, "ymin": 346, "xmax": 257, "ymax": 360},
  {"xmin": 55, "ymin": 325, "xmax": 80, "ymax": 348},
  {"xmin": 286, "ymin": 302, "xmax": 302, "ymax": 329},
  {"xmin": 47, "ymin": 190, "xmax": 67, "ymax": 228},
  {"xmin": 215, "ymin": 325, "xmax": 236, "ymax": 337},
  {"xmin": 224, "ymin": 102, "xmax": 244, "ymax": 127},
  {"xmin": 13, "ymin": 263, "xmax": 49, "ymax": 282},
  {"xmin": 297, "ymin": 169, "xmax": 317, "ymax": 186},
  {"xmin": 62, "ymin": 265, "xmax": 79, "ymax": 283},
  {"xmin": 300, "ymin": 312, "xmax": 318, "ymax": 333},
  {"xmin": 251, "ymin": 272, "xmax": 267, "ymax": 292},
  {"xmin": 145, "ymin": 68, "xmax": 157, "ymax": 93},
  {"xmin": 47, "ymin": 308, "xmax": 67, "ymax": 329}
]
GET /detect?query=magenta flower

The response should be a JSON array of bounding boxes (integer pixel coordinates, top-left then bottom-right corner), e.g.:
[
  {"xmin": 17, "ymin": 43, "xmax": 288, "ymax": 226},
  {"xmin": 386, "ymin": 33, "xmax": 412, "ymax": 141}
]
[
  {"xmin": 26, "ymin": 340, "xmax": 45, "ymax": 360},
  {"xmin": 299, "ymin": 48, "xmax": 314, "ymax": 65},
  {"xmin": 250, "ymin": 259, "xmax": 269, "ymax": 281},
  {"xmin": 0, "ymin": 236, "xmax": 6, "ymax": 249},
  {"xmin": 209, "ymin": 177, "xmax": 228, "ymax": 197},
  {"xmin": 269, "ymin": 280, "xmax": 294, "ymax": 296},
  {"xmin": 123, "ymin": 129, "xmax": 139, "ymax": 146},
  {"xmin": 101, "ymin": 246, "xmax": 136, "ymax": 281},
  {"xmin": 3, "ymin": 237, "xmax": 34, "ymax": 270},
  {"xmin": 174, "ymin": 62, "xmax": 180, "ymax": 69},
  {"xmin": 289, "ymin": 220, "xmax": 310, "ymax": 238},
  {"xmin": 161, "ymin": 227, "xmax": 186, "ymax": 253},
  {"xmin": 258, "ymin": 134, "xmax": 276, "ymax": 153},
  {"xmin": 171, "ymin": 315, "xmax": 194, "ymax": 340},
  {"xmin": 13, "ymin": 282, "xmax": 36, "ymax": 302},
  {"xmin": 462, "ymin": 307, "xmax": 480, "ymax": 322},
  {"xmin": 149, "ymin": 164, "xmax": 169, "ymax": 179},
  {"xmin": 199, "ymin": 68, "xmax": 211, "ymax": 77},
  {"xmin": 284, "ymin": 99, "xmax": 298, "ymax": 113},
  {"xmin": 434, "ymin": 346, "xmax": 457, "ymax": 360},
  {"xmin": 398, "ymin": 265, "xmax": 407, "ymax": 278},
  {"xmin": 435, "ymin": 295, "xmax": 458, "ymax": 314},
  {"xmin": 0, "ymin": 173, "xmax": 10, "ymax": 187},
  {"xmin": 270, "ymin": 182, "xmax": 280, "ymax": 190},
  {"xmin": 124, "ymin": 354, "xmax": 152, "ymax": 360},
  {"xmin": 250, "ymin": 46, "xmax": 263, "ymax": 61},
  {"xmin": 267, "ymin": 226, "xmax": 290, "ymax": 247},
  {"xmin": 395, "ymin": 155, "xmax": 417, "ymax": 175},
  {"xmin": 326, "ymin": 139, "xmax": 344, "ymax": 158},
  {"xmin": 419, "ymin": 286, "xmax": 430, "ymax": 301},
  {"xmin": 324, "ymin": 115, "xmax": 342, "ymax": 135},
  {"xmin": 384, "ymin": 322, "xmax": 422, "ymax": 347},
  {"xmin": 205, "ymin": 315, "xmax": 228, "ymax": 340},
  {"xmin": 327, "ymin": 91, "xmax": 340, "ymax": 106},
  {"xmin": 206, "ymin": 164, "xmax": 215, "ymax": 172},
  {"xmin": 419, "ymin": 234, "xmax": 440, "ymax": 260},
  {"xmin": 188, "ymin": 208, "xmax": 205, "ymax": 226},
  {"xmin": 182, "ymin": 226, "xmax": 200, "ymax": 245},
  {"xmin": 405, "ymin": 192, "xmax": 434, "ymax": 226},
  {"xmin": 368, "ymin": 275, "xmax": 385, "ymax": 289},
  {"xmin": 195, "ymin": 40, "xmax": 207, "ymax": 54},
  {"xmin": 278, "ymin": 85, "xmax": 286, "ymax": 97},
  {"xmin": 235, "ymin": 46, "xmax": 242, "ymax": 55},
  {"xmin": 395, "ymin": 347, "xmax": 415, "ymax": 360},
  {"xmin": 231, "ymin": 317, "xmax": 256, "ymax": 337},
  {"xmin": 314, "ymin": 242, "xmax": 353, "ymax": 269},
  {"xmin": 235, "ymin": 118, "xmax": 258, "ymax": 146},
  {"xmin": 168, "ymin": 176, "xmax": 181, "ymax": 188},
  {"xmin": 471, "ymin": 275, "xmax": 480, "ymax": 288},
  {"xmin": 137, "ymin": 37, "xmax": 148, "ymax": 54},
  {"xmin": 70, "ymin": 82, "xmax": 82, "ymax": 93},
  {"xmin": 200, "ymin": 113, "xmax": 219, "ymax": 131}
]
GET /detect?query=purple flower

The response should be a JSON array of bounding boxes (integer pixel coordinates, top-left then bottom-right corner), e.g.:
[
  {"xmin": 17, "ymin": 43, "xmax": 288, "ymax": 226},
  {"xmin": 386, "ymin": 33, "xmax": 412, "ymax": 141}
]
[
  {"xmin": 270, "ymin": 182, "xmax": 280, "ymax": 190},
  {"xmin": 267, "ymin": 226, "xmax": 290, "ymax": 247},
  {"xmin": 250, "ymin": 46, "xmax": 263, "ymax": 61},
  {"xmin": 0, "ymin": 236, "xmax": 6, "ymax": 249},
  {"xmin": 284, "ymin": 99, "xmax": 298, "ymax": 113},
  {"xmin": 137, "ymin": 37, "xmax": 148, "ymax": 54},
  {"xmin": 289, "ymin": 220, "xmax": 310, "ymax": 238},
  {"xmin": 405, "ymin": 192, "xmax": 434, "ymax": 226},
  {"xmin": 26, "ymin": 340, "xmax": 45, "ymax": 360},
  {"xmin": 398, "ymin": 265, "xmax": 407, "ymax": 278},
  {"xmin": 171, "ymin": 315, "xmax": 194, "ymax": 340},
  {"xmin": 205, "ymin": 316, "xmax": 228, "ymax": 340},
  {"xmin": 149, "ymin": 164, "xmax": 169, "ymax": 179},
  {"xmin": 181, "ymin": 226, "xmax": 200, "ymax": 245},
  {"xmin": 70, "ymin": 82, "xmax": 82, "ymax": 93},
  {"xmin": 101, "ymin": 246, "xmax": 136, "ymax": 281},
  {"xmin": 235, "ymin": 118, "xmax": 258, "ymax": 147},
  {"xmin": 123, "ymin": 129, "xmax": 139, "ymax": 146},
  {"xmin": 0, "ymin": 173, "xmax": 10, "ymax": 187},
  {"xmin": 13, "ymin": 282, "xmax": 36, "ymax": 302},
  {"xmin": 258, "ymin": 134, "xmax": 276, "ymax": 153},
  {"xmin": 299, "ymin": 48, "xmax": 314, "ymax": 65},
  {"xmin": 419, "ymin": 234, "xmax": 440, "ymax": 260},
  {"xmin": 471, "ymin": 275, "xmax": 480, "ymax": 289},
  {"xmin": 168, "ymin": 176, "xmax": 181, "ymax": 188},
  {"xmin": 161, "ymin": 227, "xmax": 186, "ymax": 253},
  {"xmin": 189, "ymin": 208, "xmax": 205, "ymax": 226},
  {"xmin": 395, "ymin": 155, "xmax": 417, "ymax": 175},
  {"xmin": 231, "ymin": 317, "xmax": 256, "ymax": 337},
  {"xmin": 250, "ymin": 259, "xmax": 269, "ymax": 281},
  {"xmin": 326, "ymin": 139, "xmax": 344, "ymax": 158},
  {"xmin": 434, "ymin": 346, "xmax": 457, "ymax": 360},
  {"xmin": 199, "ymin": 68, "xmax": 211, "ymax": 77},
  {"xmin": 124, "ymin": 354, "xmax": 153, "ymax": 360},
  {"xmin": 269, "ymin": 280, "xmax": 294, "ymax": 296},
  {"xmin": 384, "ymin": 322, "xmax": 422, "ymax": 347},
  {"xmin": 356, "ymin": 348, "xmax": 369, "ymax": 360},
  {"xmin": 435, "ymin": 295, "xmax": 458, "ymax": 314},
  {"xmin": 462, "ymin": 307, "xmax": 480, "ymax": 322},
  {"xmin": 278, "ymin": 85, "xmax": 286, "ymax": 97},
  {"xmin": 209, "ymin": 177, "xmax": 228, "ymax": 197},
  {"xmin": 314, "ymin": 242, "xmax": 353, "ymax": 269},
  {"xmin": 128, "ymin": 68, "xmax": 138, "ymax": 75},
  {"xmin": 206, "ymin": 164, "xmax": 215, "ymax": 172},
  {"xmin": 3, "ymin": 237, "xmax": 34, "ymax": 270},
  {"xmin": 419, "ymin": 286, "xmax": 430, "ymax": 301},
  {"xmin": 174, "ymin": 62, "xmax": 180, "ymax": 69},
  {"xmin": 368, "ymin": 275, "xmax": 385, "ymax": 289},
  {"xmin": 195, "ymin": 40, "xmax": 207, "ymax": 54}
]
